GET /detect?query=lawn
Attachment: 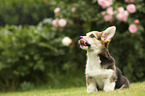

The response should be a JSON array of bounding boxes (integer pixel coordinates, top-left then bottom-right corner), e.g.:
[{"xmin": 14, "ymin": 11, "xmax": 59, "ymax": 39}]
[{"xmin": 0, "ymin": 82, "xmax": 145, "ymax": 96}]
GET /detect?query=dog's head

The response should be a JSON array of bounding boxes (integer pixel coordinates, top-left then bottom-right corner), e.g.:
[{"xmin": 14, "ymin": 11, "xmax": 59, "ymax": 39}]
[{"xmin": 78, "ymin": 26, "xmax": 116, "ymax": 53}]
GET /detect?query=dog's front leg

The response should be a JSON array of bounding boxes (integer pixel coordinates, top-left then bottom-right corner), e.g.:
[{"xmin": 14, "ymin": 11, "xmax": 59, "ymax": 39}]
[
  {"xmin": 103, "ymin": 79, "xmax": 115, "ymax": 92},
  {"xmin": 86, "ymin": 77, "xmax": 97, "ymax": 93}
]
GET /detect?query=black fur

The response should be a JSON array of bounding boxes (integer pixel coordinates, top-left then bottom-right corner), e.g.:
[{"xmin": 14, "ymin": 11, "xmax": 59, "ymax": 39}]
[
  {"xmin": 97, "ymin": 36, "xmax": 101, "ymax": 40},
  {"xmin": 98, "ymin": 50, "xmax": 130, "ymax": 89},
  {"xmin": 85, "ymin": 42, "xmax": 91, "ymax": 47},
  {"xmin": 99, "ymin": 54, "xmax": 114, "ymax": 69},
  {"xmin": 115, "ymin": 67, "xmax": 130, "ymax": 89}
]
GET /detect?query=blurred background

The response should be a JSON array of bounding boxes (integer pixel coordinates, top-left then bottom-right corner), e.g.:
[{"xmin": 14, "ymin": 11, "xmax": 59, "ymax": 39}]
[{"xmin": 0, "ymin": 0, "xmax": 145, "ymax": 91}]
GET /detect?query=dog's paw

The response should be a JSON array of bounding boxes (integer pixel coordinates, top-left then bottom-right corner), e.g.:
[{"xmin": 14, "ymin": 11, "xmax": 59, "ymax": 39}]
[
  {"xmin": 104, "ymin": 86, "xmax": 114, "ymax": 92},
  {"xmin": 87, "ymin": 88, "xmax": 97, "ymax": 93},
  {"xmin": 103, "ymin": 82, "xmax": 115, "ymax": 92},
  {"xmin": 87, "ymin": 84, "xmax": 97, "ymax": 93}
]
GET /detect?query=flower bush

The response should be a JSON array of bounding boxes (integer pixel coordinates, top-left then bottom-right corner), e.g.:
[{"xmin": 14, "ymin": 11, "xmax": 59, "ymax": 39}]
[
  {"xmin": 49, "ymin": 0, "xmax": 145, "ymax": 83},
  {"xmin": 0, "ymin": 0, "xmax": 145, "ymax": 91},
  {"xmin": 97, "ymin": 0, "xmax": 142, "ymax": 33},
  {"xmin": 0, "ymin": 19, "xmax": 84, "ymax": 91}
]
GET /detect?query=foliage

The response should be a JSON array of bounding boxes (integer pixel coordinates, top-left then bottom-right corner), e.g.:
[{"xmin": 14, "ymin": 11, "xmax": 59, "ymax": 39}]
[
  {"xmin": 0, "ymin": 19, "xmax": 59, "ymax": 91},
  {"xmin": 0, "ymin": 18, "xmax": 84, "ymax": 91},
  {"xmin": 19, "ymin": 81, "xmax": 34, "ymax": 91},
  {"xmin": 0, "ymin": 0, "xmax": 53, "ymax": 25},
  {"xmin": 48, "ymin": 0, "xmax": 145, "ymax": 82},
  {"xmin": 0, "ymin": 0, "xmax": 145, "ymax": 91}
]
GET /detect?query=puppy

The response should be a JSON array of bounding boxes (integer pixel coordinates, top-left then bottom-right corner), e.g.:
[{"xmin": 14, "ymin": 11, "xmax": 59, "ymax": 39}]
[{"xmin": 78, "ymin": 26, "xmax": 129, "ymax": 93}]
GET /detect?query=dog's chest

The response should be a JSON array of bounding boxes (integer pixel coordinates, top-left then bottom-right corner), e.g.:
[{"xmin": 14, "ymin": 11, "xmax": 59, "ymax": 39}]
[
  {"xmin": 86, "ymin": 61, "xmax": 112, "ymax": 78},
  {"xmin": 85, "ymin": 53, "xmax": 114, "ymax": 89},
  {"xmin": 85, "ymin": 52, "xmax": 114, "ymax": 79}
]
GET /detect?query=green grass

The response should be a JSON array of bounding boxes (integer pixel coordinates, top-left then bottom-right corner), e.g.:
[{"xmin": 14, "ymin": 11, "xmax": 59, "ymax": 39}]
[{"xmin": 0, "ymin": 82, "xmax": 145, "ymax": 96}]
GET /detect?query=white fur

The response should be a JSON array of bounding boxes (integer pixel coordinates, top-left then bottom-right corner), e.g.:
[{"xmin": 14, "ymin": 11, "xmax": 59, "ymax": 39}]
[
  {"xmin": 87, "ymin": 80, "xmax": 97, "ymax": 93},
  {"xmin": 86, "ymin": 51, "xmax": 115, "ymax": 93},
  {"xmin": 104, "ymin": 80, "xmax": 115, "ymax": 92}
]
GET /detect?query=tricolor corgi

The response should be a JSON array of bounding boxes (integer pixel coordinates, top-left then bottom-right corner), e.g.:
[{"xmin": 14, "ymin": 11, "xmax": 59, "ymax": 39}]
[{"xmin": 78, "ymin": 26, "xmax": 129, "ymax": 93}]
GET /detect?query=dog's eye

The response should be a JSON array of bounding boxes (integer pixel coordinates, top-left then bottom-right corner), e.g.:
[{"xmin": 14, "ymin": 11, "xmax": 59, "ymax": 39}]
[{"xmin": 89, "ymin": 34, "xmax": 95, "ymax": 38}]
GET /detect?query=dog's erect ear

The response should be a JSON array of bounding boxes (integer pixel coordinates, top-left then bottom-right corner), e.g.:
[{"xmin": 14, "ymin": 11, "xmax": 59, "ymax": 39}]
[{"xmin": 101, "ymin": 26, "xmax": 116, "ymax": 41}]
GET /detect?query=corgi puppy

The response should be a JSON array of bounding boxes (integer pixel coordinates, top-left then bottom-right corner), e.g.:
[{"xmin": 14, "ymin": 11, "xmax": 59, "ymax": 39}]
[{"xmin": 78, "ymin": 26, "xmax": 129, "ymax": 93}]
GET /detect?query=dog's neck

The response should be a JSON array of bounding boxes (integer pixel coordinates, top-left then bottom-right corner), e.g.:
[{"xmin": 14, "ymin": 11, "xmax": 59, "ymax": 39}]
[
  {"xmin": 86, "ymin": 48, "xmax": 114, "ymax": 71},
  {"xmin": 86, "ymin": 51, "xmax": 101, "ymax": 71}
]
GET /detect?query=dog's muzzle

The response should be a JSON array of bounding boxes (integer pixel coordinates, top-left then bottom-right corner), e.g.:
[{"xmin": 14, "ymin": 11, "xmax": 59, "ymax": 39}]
[{"xmin": 78, "ymin": 38, "xmax": 91, "ymax": 47}]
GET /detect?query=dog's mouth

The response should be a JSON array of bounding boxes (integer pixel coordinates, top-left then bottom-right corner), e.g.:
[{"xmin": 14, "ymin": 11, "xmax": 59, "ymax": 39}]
[{"xmin": 78, "ymin": 38, "xmax": 91, "ymax": 49}]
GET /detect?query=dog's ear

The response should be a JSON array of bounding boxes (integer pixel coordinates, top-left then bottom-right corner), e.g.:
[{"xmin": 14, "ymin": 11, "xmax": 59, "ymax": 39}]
[{"xmin": 102, "ymin": 26, "xmax": 116, "ymax": 42}]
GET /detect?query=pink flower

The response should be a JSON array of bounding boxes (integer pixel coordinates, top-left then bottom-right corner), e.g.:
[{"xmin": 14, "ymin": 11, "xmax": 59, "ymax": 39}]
[
  {"xmin": 116, "ymin": 10, "xmax": 129, "ymax": 22},
  {"xmin": 98, "ymin": 0, "xmax": 106, "ymax": 8},
  {"xmin": 101, "ymin": 11, "xmax": 106, "ymax": 16},
  {"xmin": 126, "ymin": 4, "xmax": 136, "ymax": 13},
  {"xmin": 71, "ymin": 7, "xmax": 76, "ymax": 12},
  {"xmin": 54, "ymin": 8, "xmax": 60, "ymax": 14},
  {"xmin": 125, "ymin": 0, "xmax": 129, "ymax": 2},
  {"xmin": 98, "ymin": 0, "xmax": 113, "ymax": 8},
  {"xmin": 104, "ymin": 15, "xmax": 113, "ymax": 22},
  {"xmin": 107, "ymin": 7, "xmax": 114, "ymax": 15},
  {"xmin": 125, "ymin": 0, "xmax": 134, "ymax": 3},
  {"xmin": 58, "ymin": 19, "xmax": 67, "ymax": 27},
  {"xmin": 134, "ymin": 19, "xmax": 139, "ymax": 24},
  {"xmin": 52, "ymin": 19, "xmax": 59, "ymax": 27},
  {"xmin": 118, "ymin": 7, "xmax": 124, "ymax": 13},
  {"xmin": 130, "ymin": 0, "xmax": 135, "ymax": 3},
  {"xmin": 129, "ymin": 24, "xmax": 137, "ymax": 33},
  {"xmin": 124, "ymin": 10, "xmax": 129, "ymax": 16},
  {"xmin": 116, "ymin": 13, "xmax": 123, "ymax": 21}
]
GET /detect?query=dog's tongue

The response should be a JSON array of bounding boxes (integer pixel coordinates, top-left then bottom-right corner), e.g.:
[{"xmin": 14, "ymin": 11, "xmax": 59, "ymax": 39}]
[{"xmin": 79, "ymin": 39, "xmax": 86, "ymax": 45}]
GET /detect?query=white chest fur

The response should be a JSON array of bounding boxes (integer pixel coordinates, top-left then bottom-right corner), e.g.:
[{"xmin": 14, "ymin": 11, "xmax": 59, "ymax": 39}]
[
  {"xmin": 86, "ymin": 51, "xmax": 114, "ymax": 76},
  {"xmin": 86, "ymin": 51, "xmax": 114, "ymax": 86}
]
